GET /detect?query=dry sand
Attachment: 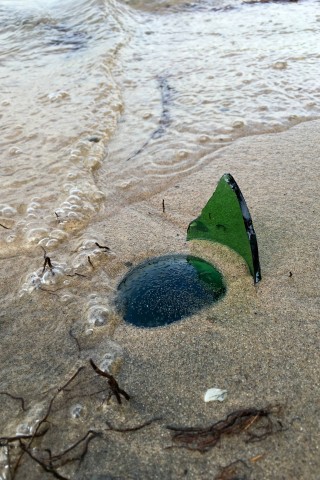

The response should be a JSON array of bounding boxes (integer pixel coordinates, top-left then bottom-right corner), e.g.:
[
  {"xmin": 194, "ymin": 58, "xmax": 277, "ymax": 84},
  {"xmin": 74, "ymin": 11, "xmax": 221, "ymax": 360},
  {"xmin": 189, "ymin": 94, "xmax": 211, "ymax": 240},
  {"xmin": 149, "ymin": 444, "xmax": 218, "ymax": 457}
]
[{"xmin": 0, "ymin": 120, "xmax": 319, "ymax": 479}]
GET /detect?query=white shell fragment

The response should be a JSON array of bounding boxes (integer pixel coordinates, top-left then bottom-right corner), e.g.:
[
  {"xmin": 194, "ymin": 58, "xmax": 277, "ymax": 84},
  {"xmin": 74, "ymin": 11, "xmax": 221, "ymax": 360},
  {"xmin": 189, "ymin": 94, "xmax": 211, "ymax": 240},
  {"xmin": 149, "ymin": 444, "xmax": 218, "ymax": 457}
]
[{"xmin": 204, "ymin": 388, "xmax": 227, "ymax": 403}]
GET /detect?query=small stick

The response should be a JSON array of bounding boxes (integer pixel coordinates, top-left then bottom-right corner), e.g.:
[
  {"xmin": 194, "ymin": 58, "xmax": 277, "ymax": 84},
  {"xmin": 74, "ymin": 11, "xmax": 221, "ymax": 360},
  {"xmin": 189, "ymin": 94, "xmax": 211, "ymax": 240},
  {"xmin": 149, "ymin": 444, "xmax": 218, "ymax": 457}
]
[
  {"xmin": 214, "ymin": 459, "xmax": 249, "ymax": 480},
  {"xmin": 88, "ymin": 256, "xmax": 94, "ymax": 268},
  {"xmin": 162, "ymin": 199, "xmax": 165, "ymax": 213},
  {"xmin": 69, "ymin": 329, "xmax": 81, "ymax": 356},
  {"xmin": 39, "ymin": 287, "xmax": 59, "ymax": 296},
  {"xmin": 0, "ymin": 427, "xmax": 49, "ymax": 443},
  {"xmin": 0, "ymin": 223, "xmax": 10, "ymax": 229},
  {"xmin": 40, "ymin": 246, "xmax": 54, "ymax": 275},
  {"xmin": 89, "ymin": 359, "xmax": 130, "ymax": 405},
  {"xmin": 58, "ymin": 367, "xmax": 86, "ymax": 393},
  {"xmin": 19, "ymin": 441, "xmax": 69, "ymax": 480},
  {"xmin": 65, "ymin": 273, "xmax": 87, "ymax": 278},
  {"xmin": 95, "ymin": 242, "xmax": 110, "ymax": 251},
  {"xmin": 250, "ymin": 454, "xmax": 264, "ymax": 463},
  {"xmin": 0, "ymin": 391, "xmax": 26, "ymax": 411},
  {"xmin": 12, "ymin": 368, "xmax": 85, "ymax": 479},
  {"xmin": 49, "ymin": 430, "xmax": 101, "ymax": 461},
  {"xmin": 105, "ymin": 417, "xmax": 162, "ymax": 433}
]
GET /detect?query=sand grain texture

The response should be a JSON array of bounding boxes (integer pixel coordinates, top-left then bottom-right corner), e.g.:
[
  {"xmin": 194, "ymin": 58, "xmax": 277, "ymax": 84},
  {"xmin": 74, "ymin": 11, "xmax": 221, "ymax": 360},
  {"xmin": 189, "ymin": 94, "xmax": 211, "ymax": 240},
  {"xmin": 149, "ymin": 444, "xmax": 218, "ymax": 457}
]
[{"xmin": 0, "ymin": 121, "xmax": 319, "ymax": 479}]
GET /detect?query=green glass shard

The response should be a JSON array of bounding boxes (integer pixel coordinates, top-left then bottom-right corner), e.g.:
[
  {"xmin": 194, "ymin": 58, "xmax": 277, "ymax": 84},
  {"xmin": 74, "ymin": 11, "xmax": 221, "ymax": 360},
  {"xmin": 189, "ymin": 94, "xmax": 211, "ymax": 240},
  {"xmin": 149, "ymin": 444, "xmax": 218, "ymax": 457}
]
[{"xmin": 187, "ymin": 173, "xmax": 261, "ymax": 283}]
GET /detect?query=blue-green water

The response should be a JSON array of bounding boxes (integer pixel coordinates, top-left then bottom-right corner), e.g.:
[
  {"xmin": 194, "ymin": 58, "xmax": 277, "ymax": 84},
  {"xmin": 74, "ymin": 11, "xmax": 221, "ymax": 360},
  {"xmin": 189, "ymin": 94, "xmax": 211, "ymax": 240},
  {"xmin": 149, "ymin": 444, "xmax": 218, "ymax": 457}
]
[{"xmin": 116, "ymin": 254, "xmax": 226, "ymax": 327}]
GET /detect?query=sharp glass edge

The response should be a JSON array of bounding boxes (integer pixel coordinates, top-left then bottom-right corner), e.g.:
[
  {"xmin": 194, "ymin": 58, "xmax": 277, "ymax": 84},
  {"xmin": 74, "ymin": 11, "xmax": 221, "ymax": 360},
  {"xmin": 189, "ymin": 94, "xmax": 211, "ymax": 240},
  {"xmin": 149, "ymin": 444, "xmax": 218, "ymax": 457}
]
[{"xmin": 224, "ymin": 173, "xmax": 262, "ymax": 284}]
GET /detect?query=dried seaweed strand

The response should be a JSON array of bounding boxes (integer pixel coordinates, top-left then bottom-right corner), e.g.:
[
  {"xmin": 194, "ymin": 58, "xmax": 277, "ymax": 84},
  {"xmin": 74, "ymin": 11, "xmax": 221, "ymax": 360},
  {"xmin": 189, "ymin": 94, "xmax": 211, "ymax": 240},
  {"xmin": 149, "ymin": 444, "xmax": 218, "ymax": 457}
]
[
  {"xmin": 95, "ymin": 242, "xmax": 110, "ymax": 251},
  {"xmin": 214, "ymin": 459, "xmax": 249, "ymax": 480},
  {"xmin": 65, "ymin": 273, "xmax": 87, "ymax": 278},
  {"xmin": 12, "ymin": 367, "xmax": 85, "ymax": 479},
  {"xmin": 105, "ymin": 417, "xmax": 162, "ymax": 433},
  {"xmin": 40, "ymin": 246, "xmax": 54, "ymax": 275},
  {"xmin": 68, "ymin": 329, "xmax": 81, "ymax": 356},
  {"xmin": 167, "ymin": 406, "xmax": 283, "ymax": 452},
  {"xmin": 50, "ymin": 430, "xmax": 101, "ymax": 461},
  {"xmin": 19, "ymin": 441, "xmax": 69, "ymax": 480},
  {"xmin": 0, "ymin": 391, "xmax": 26, "ymax": 411},
  {"xmin": 0, "ymin": 427, "xmax": 49, "ymax": 444},
  {"xmin": 89, "ymin": 359, "xmax": 130, "ymax": 405}
]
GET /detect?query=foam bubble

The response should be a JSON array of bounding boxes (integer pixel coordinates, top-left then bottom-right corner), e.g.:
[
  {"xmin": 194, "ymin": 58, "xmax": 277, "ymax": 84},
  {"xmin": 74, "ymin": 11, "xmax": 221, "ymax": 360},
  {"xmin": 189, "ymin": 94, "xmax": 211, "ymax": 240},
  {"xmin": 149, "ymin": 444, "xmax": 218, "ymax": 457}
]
[
  {"xmin": 0, "ymin": 445, "xmax": 9, "ymax": 480},
  {"xmin": 88, "ymin": 306, "xmax": 110, "ymax": 327},
  {"xmin": 98, "ymin": 340, "xmax": 124, "ymax": 373},
  {"xmin": 0, "ymin": 205, "xmax": 17, "ymax": 217},
  {"xmin": 27, "ymin": 228, "xmax": 49, "ymax": 244},
  {"xmin": 70, "ymin": 404, "xmax": 84, "ymax": 419},
  {"xmin": 20, "ymin": 261, "xmax": 67, "ymax": 294}
]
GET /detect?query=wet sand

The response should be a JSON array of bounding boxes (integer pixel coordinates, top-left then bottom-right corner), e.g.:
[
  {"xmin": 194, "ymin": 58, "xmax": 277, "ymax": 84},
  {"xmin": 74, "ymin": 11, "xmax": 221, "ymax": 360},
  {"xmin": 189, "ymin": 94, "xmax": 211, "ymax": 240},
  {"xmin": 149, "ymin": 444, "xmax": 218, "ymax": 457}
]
[{"xmin": 0, "ymin": 120, "xmax": 319, "ymax": 479}]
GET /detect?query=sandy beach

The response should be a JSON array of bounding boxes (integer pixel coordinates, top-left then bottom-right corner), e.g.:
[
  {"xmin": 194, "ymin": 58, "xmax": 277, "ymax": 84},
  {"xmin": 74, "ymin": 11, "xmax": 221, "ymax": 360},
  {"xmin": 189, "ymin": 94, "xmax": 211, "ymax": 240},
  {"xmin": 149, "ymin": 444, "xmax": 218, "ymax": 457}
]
[{"xmin": 1, "ymin": 119, "xmax": 319, "ymax": 479}]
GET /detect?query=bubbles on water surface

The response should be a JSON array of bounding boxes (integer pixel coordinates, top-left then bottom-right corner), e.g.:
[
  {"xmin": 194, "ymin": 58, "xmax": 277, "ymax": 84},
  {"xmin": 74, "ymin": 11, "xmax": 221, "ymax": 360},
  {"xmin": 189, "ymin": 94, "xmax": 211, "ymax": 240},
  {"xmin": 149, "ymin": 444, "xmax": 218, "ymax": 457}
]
[
  {"xmin": 87, "ymin": 305, "xmax": 111, "ymax": 327},
  {"xmin": 99, "ymin": 341, "xmax": 124, "ymax": 373},
  {"xmin": 20, "ymin": 259, "xmax": 69, "ymax": 295},
  {"xmin": 70, "ymin": 403, "xmax": 84, "ymax": 419}
]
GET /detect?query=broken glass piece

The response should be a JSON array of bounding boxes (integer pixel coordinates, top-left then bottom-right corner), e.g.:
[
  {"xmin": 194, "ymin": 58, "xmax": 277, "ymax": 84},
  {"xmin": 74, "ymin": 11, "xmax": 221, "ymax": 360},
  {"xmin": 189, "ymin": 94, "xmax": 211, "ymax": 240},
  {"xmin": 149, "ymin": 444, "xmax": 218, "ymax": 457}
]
[
  {"xmin": 187, "ymin": 174, "xmax": 261, "ymax": 283},
  {"xmin": 116, "ymin": 254, "xmax": 226, "ymax": 328}
]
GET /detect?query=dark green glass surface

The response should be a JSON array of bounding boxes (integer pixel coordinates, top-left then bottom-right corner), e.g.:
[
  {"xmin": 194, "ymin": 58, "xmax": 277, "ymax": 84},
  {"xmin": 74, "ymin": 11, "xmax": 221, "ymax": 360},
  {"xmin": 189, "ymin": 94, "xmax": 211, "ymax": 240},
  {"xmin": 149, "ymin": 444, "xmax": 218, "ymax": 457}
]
[
  {"xmin": 116, "ymin": 254, "xmax": 226, "ymax": 328},
  {"xmin": 187, "ymin": 174, "xmax": 261, "ymax": 283}
]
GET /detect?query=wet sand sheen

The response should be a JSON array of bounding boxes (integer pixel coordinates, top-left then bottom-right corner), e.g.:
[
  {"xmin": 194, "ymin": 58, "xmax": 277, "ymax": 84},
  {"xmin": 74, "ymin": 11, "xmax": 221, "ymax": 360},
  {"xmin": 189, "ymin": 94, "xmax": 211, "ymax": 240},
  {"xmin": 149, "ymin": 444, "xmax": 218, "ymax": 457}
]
[
  {"xmin": 1, "ymin": 120, "xmax": 319, "ymax": 479},
  {"xmin": 0, "ymin": 0, "xmax": 319, "ymax": 478}
]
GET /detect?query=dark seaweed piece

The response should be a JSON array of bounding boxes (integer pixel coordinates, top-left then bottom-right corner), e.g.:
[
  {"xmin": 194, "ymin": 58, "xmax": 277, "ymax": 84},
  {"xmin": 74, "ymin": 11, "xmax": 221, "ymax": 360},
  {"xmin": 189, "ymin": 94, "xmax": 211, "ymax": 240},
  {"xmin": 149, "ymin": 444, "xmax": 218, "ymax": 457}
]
[
  {"xmin": 39, "ymin": 287, "xmax": 63, "ymax": 296},
  {"xmin": 167, "ymin": 406, "xmax": 283, "ymax": 452},
  {"xmin": 214, "ymin": 459, "xmax": 250, "ymax": 480},
  {"xmin": 57, "ymin": 367, "xmax": 86, "ymax": 393},
  {"xmin": 69, "ymin": 329, "xmax": 81, "ymax": 356},
  {"xmin": 127, "ymin": 75, "xmax": 174, "ymax": 161},
  {"xmin": 40, "ymin": 246, "xmax": 54, "ymax": 275},
  {"xmin": 187, "ymin": 174, "xmax": 261, "ymax": 284},
  {"xmin": 19, "ymin": 441, "xmax": 69, "ymax": 480},
  {"xmin": 162, "ymin": 199, "xmax": 165, "ymax": 213},
  {"xmin": 0, "ymin": 223, "xmax": 10, "ymax": 229},
  {"xmin": 88, "ymin": 136, "xmax": 101, "ymax": 143},
  {"xmin": 11, "ymin": 367, "xmax": 86, "ymax": 479},
  {"xmin": 0, "ymin": 427, "xmax": 49, "ymax": 445},
  {"xmin": 89, "ymin": 359, "xmax": 130, "ymax": 405},
  {"xmin": 20, "ymin": 431, "xmax": 100, "ymax": 480},
  {"xmin": 48, "ymin": 430, "xmax": 101, "ymax": 465},
  {"xmin": 66, "ymin": 272, "xmax": 87, "ymax": 278},
  {"xmin": 0, "ymin": 392, "xmax": 26, "ymax": 411},
  {"xmin": 95, "ymin": 242, "xmax": 110, "ymax": 251},
  {"xmin": 105, "ymin": 417, "xmax": 162, "ymax": 433}
]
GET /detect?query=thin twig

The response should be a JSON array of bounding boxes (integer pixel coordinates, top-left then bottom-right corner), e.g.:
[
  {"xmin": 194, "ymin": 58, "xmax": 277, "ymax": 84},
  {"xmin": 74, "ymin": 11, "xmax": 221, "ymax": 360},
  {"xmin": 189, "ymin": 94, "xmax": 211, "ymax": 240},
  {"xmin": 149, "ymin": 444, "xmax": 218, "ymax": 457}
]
[
  {"xmin": 68, "ymin": 329, "xmax": 81, "ymax": 356},
  {"xmin": 0, "ymin": 392, "xmax": 26, "ymax": 411},
  {"xmin": 12, "ymin": 367, "xmax": 85, "ymax": 479},
  {"xmin": 105, "ymin": 417, "xmax": 162, "ymax": 433},
  {"xmin": 19, "ymin": 441, "xmax": 70, "ymax": 480},
  {"xmin": 0, "ymin": 427, "xmax": 49, "ymax": 443},
  {"xmin": 50, "ymin": 430, "xmax": 101, "ymax": 461},
  {"xmin": 65, "ymin": 273, "xmax": 87, "ymax": 278},
  {"xmin": 95, "ymin": 242, "xmax": 110, "ymax": 251},
  {"xmin": 89, "ymin": 359, "xmax": 130, "ymax": 405}
]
